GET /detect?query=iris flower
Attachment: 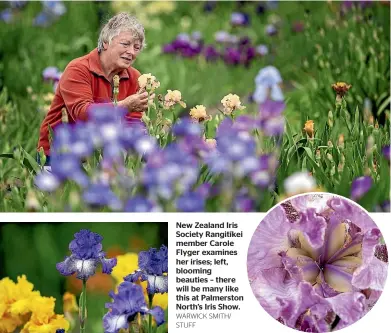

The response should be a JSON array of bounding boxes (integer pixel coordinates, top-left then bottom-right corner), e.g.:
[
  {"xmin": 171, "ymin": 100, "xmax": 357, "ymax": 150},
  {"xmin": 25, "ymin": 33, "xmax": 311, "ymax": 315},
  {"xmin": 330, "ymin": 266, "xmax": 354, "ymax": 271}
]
[
  {"xmin": 247, "ymin": 194, "xmax": 388, "ymax": 332},
  {"xmin": 125, "ymin": 245, "xmax": 168, "ymax": 295},
  {"xmin": 57, "ymin": 229, "xmax": 117, "ymax": 280},
  {"xmin": 103, "ymin": 281, "xmax": 165, "ymax": 333}
]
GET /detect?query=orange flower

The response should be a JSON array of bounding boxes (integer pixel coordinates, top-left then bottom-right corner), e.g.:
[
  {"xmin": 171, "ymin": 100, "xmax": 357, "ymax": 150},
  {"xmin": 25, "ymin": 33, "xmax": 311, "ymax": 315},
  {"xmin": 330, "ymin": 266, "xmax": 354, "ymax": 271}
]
[
  {"xmin": 66, "ymin": 273, "xmax": 113, "ymax": 294},
  {"xmin": 303, "ymin": 120, "xmax": 314, "ymax": 138},
  {"xmin": 331, "ymin": 82, "xmax": 351, "ymax": 97}
]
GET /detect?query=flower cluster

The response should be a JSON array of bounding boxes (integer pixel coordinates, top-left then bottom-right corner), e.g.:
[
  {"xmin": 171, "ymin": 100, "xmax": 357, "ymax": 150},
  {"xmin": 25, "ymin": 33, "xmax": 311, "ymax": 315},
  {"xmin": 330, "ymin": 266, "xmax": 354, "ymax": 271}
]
[
  {"xmin": 163, "ymin": 32, "xmax": 268, "ymax": 67},
  {"xmin": 125, "ymin": 245, "xmax": 168, "ymax": 296},
  {"xmin": 103, "ymin": 282, "xmax": 165, "ymax": 333},
  {"xmin": 33, "ymin": 70, "xmax": 285, "ymax": 212},
  {"xmin": 0, "ymin": 275, "xmax": 69, "ymax": 332},
  {"xmin": 247, "ymin": 194, "xmax": 388, "ymax": 332},
  {"xmin": 104, "ymin": 245, "xmax": 168, "ymax": 333},
  {"xmin": 56, "ymin": 229, "xmax": 117, "ymax": 280}
]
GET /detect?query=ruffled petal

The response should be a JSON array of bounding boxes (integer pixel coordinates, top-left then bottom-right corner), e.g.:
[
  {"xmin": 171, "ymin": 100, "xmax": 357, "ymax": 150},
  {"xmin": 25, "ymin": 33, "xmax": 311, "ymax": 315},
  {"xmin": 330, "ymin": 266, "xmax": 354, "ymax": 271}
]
[
  {"xmin": 328, "ymin": 197, "xmax": 377, "ymax": 233},
  {"xmin": 74, "ymin": 258, "xmax": 98, "ymax": 280},
  {"xmin": 124, "ymin": 270, "xmax": 144, "ymax": 283},
  {"xmin": 146, "ymin": 275, "xmax": 168, "ymax": 295},
  {"xmin": 295, "ymin": 208, "xmax": 327, "ymax": 250},
  {"xmin": 250, "ymin": 267, "xmax": 298, "ymax": 320},
  {"xmin": 326, "ymin": 292, "xmax": 367, "ymax": 328},
  {"xmin": 147, "ymin": 306, "xmax": 165, "ymax": 326},
  {"xmin": 352, "ymin": 229, "xmax": 388, "ymax": 291},
  {"xmin": 103, "ymin": 313, "xmax": 128, "ymax": 333},
  {"xmin": 56, "ymin": 256, "xmax": 77, "ymax": 276},
  {"xmin": 247, "ymin": 206, "xmax": 291, "ymax": 281},
  {"xmin": 101, "ymin": 257, "xmax": 117, "ymax": 274}
]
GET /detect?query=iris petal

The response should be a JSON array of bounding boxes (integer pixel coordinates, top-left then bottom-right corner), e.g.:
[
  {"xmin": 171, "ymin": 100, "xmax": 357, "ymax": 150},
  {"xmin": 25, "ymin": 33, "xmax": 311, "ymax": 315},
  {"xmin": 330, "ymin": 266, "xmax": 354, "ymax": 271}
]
[
  {"xmin": 325, "ymin": 223, "xmax": 347, "ymax": 261},
  {"xmin": 324, "ymin": 264, "xmax": 354, "ymax": 292}
]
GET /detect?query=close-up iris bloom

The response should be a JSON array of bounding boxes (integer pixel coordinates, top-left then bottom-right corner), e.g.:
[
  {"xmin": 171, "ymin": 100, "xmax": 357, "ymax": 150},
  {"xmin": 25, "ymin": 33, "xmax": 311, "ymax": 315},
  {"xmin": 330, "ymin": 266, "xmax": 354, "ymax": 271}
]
[{"xmin": 247, "ymin": 193, "xmax": 388, "ymax": 332}]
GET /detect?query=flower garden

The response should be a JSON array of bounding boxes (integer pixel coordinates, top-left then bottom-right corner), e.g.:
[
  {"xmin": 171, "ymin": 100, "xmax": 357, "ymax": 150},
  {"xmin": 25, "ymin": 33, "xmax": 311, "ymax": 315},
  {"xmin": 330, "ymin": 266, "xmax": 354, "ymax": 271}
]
[
  {"xmin": 0, "ymin": 0, "xmax": 390, "ymax": 212},
  {"xmin": 0, "ymin": 223, "xmax": 168, "ymax": 333}
]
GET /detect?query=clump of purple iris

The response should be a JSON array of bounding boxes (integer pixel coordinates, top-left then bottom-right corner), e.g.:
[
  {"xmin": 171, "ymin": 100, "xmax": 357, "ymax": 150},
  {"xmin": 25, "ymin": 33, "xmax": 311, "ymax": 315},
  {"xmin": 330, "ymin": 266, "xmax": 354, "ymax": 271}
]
[
  {"xmin": 125, "ymin": 245, "xmax": 168, "ymax": 296},
  {"xmin": 56, "ymin": 229, "xmax": 117, "ymax": 280},
  {"xmin": 103, "ymin": 281, "xmax": 165, "ymax": 333},
  {"xmin": 248, "ymin": 194, "xmax": 388, "ymax": 332}
]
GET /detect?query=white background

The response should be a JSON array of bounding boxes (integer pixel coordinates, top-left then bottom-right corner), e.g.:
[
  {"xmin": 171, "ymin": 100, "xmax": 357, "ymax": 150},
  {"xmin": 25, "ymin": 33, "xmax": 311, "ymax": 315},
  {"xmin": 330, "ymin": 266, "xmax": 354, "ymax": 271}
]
[{"xmin": 2, "ymin": 212, "xmax": 390, "ymax": 333}]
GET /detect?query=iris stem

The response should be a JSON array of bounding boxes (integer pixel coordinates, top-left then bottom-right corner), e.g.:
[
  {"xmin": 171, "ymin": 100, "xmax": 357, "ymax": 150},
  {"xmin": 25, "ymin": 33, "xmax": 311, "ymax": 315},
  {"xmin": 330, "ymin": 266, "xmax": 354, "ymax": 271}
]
[
  {"xmin": 148, "ymin": 294, "xmax": 154, "ymax": 333},
  {"xmin": 80, "ymin": 279, "xmax": 87, "ymax": 333}
]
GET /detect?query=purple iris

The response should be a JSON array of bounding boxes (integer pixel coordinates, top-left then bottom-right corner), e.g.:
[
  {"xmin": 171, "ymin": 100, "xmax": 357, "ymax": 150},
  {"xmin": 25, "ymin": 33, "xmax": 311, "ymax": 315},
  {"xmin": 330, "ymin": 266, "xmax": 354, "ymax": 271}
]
[
  {"xmin": 55, "ymin": 330, "xmax": 65, "ymax": 333},
  {"xmin": 125, "ymin": 196, "xmax": 159, "ymax": 212},
  {"xmin": 0, "ymin": 9, "xmax": 13, "ymax": 23},
  {"xmin": 203, "ymin": 45, "xmax": 220, "ymax": 62},
  {"xmin": 103, "ymin": 282, "xmax": 165, "ymax": 333},
  {"xmin": 42, "ymin": 66, "xmax": 62, "ymax": 81},
  {"xmin": 382, "ymin": 145, "xmax": 390, "ymax": 161},
  {"xmin": 176, "ymin": 192, "xmax": 205, "ymax": 212},
  {"xmin": 223, "ymin": 47, "xmax": 241, "ymax": 65},
  {"xmin": 351, "ymin": 176, "xmax": 373, "ymax": 200},
  {"xmin": 231, "ymin": 12, "xmax": 250, "ymax": 26},
  {"xmin": 83, "ymin": 181, "xmax": 122, "ymax": 210},
  {"xmin": 56, "ymin": 229, "xmax": 117, "ymax": 280},
  {"xmin": 42, "ymin": 1, "xmax": 67, "ymax": 16},
  {"xmin": 248, "ymin": 194, "xmax": 388, "ymax": 332},
  {"xmin": 125, "ymin": 245, "xmax": 168, "ymax": 295}
]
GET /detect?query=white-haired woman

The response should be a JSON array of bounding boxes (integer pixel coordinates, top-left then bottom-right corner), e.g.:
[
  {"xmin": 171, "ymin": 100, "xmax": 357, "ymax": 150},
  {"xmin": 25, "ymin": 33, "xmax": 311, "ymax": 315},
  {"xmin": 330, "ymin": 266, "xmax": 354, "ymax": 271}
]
[{"xmin": 37, "ymin": 12, "xmax": 151, "ymax": 166}]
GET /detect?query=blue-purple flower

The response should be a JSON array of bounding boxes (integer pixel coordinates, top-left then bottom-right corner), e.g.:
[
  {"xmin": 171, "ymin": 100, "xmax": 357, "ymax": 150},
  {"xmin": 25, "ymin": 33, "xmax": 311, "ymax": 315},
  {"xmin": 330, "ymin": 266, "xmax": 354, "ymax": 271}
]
[
  {"xmin": 103, "ymin": 281, "xmax": 165, "ymax": 333},
  {"xmin": 230, "ymin": 12, "xmax": 250, "ymax": 26},
  {"xmin": 351, "ymin": 176, "xmax": 373, "ymax": 200},
  {"xmin": 248, "ymin": 194, "xmax": 388, "ymax": 332},
  {"xmin": 56, "ymin": 229, "xmax": 117, "ymax": 280},
  {"xmin": 125, "ymin": 245, "xmax": 168, "ymax": 295}
]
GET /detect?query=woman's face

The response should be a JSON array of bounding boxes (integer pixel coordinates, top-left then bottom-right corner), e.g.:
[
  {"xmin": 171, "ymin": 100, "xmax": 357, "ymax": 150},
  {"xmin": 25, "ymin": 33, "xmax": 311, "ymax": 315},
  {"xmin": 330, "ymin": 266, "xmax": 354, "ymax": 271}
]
[{"xmin": 104, "ymin": 31, "xmax": 142, "ymax": 70}]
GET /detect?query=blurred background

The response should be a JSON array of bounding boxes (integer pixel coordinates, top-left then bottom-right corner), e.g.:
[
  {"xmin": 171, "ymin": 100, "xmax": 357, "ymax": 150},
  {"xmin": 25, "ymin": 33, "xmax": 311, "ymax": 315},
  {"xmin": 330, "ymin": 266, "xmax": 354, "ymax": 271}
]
[{"xmin": 0, "ymin": 222, "xmax": 168, "ymax": 332}]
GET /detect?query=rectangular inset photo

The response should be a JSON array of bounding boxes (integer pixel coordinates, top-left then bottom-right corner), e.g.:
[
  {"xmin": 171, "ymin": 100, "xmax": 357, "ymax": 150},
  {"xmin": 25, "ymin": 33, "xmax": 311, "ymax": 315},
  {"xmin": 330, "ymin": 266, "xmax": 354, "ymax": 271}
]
[{"xmin": 0, "ymin": 222, "xmax": 168, "ymax": 333}]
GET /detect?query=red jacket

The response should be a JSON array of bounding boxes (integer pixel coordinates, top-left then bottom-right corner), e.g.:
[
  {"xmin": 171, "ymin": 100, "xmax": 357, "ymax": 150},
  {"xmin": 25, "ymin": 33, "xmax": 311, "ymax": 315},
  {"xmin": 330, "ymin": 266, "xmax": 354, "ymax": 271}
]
[{"xmin": 38, "ymin": 48, "xmax": 141, "ymax": 155}]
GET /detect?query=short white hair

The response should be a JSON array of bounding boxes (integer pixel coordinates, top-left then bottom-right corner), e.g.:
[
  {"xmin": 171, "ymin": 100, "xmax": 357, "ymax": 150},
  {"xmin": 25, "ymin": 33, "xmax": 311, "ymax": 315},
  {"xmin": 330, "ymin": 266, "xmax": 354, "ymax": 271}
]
[{"xmin": 97, "ymin": 12, "xmax": 146, "ymax": 53}]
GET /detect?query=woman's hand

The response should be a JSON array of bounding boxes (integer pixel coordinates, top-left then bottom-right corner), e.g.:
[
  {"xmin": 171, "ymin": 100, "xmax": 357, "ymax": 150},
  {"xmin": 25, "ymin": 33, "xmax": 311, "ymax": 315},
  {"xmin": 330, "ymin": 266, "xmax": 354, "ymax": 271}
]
[{"xmin": 118, "ymin": 91, "xmax": 156, "ymax": 112}]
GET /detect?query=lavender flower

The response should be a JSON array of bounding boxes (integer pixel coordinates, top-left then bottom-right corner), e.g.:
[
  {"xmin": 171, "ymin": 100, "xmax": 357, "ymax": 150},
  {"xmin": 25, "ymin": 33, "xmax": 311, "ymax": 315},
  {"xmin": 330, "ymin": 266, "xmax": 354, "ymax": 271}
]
[
  {"xmin": 176, "ymin": 192, "xmax": 205, "ymax": 212},
  {"xmin": 203, "ymin": 45, "xmax": 220, "ymax": 62},
  {"xmin": 351, "ymin": 176, "xmax": 373, "ymax": 200},
  {"xmin": 231, "ymin": 12, "xmax": 250, "ymax": 26},
  {"xmin": 42, "ymin": 66, "xmax": 62, "ymax": 81},
  {"xmin": 125, "ymin": 245, "xmax": 168, "ymax": 295},
  {"xmin": 215, "ymin": 31, "xmax": 231, "ymax": 43},
  {"xmin": 42, "ymin": 1, "xmax": 67, "ymax": 16},
  {"xmin": 265, "ymin": 24, "xmax": 278, "ymax": 36},
  {"xmin": 247, "ymin": 194, "xmax": 388, "ymax": 332},
  {"xmin": 125, "ymin": 196, "xmax": 159, "ymax": 212},
  {"xmin": 256, "ymin": 44, "xmax": 269, "ymax": 56},
  {"xmin": 103, "ymin": 282, "xmax": 165, "ymax": 333},
  {"xmin": 56, "ymin": 229, "xmax": 117, "ymax": 280},
  {"xmin": 253, "ymin": 66, "xmax": 284, "ymax": 104},
  {"xmin": 382, "ymin": 145, "xmax": 390, "ymax": 161},
  {"xmin": 0, "ymin": 9, "xmax": 13, "ymax": 23}
]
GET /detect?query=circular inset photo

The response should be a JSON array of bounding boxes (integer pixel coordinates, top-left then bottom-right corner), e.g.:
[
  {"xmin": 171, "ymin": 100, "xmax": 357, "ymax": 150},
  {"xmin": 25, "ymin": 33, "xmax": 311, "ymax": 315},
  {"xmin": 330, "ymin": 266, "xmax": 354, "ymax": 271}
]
[{"xmin": 247, "ymin": 193, "xmax": 388, "ymax": 332}]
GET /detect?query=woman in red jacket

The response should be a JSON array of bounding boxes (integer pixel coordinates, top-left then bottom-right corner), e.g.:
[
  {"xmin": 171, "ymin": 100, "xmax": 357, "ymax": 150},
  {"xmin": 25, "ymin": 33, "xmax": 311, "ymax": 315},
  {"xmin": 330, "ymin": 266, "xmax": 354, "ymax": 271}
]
[{"xmin": 37, "ymin": 12, "xmax": 151, "ymax": 167}]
